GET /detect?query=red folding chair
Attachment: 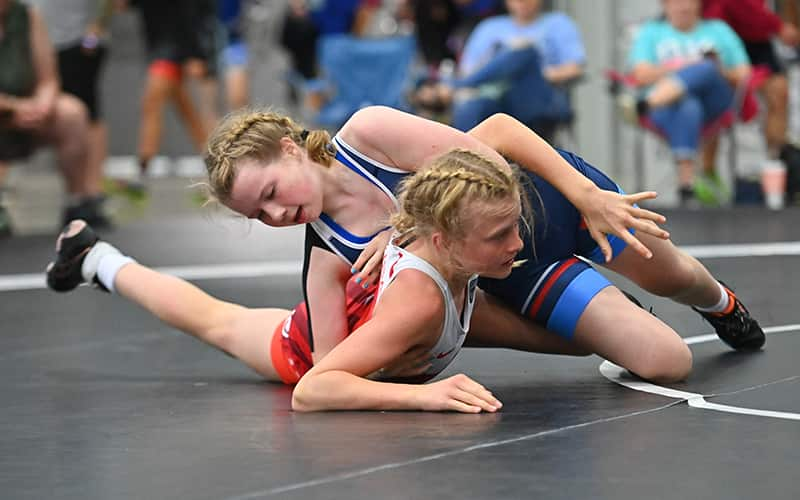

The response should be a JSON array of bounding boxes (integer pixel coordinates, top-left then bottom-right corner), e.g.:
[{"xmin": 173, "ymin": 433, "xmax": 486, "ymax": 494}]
[{"xmin": 606, "ymin": 65, "xmax": 771, "ymax": 194}]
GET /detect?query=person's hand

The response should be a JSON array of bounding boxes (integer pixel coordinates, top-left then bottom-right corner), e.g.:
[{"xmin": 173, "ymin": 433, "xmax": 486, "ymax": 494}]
[
  {"xmin": 578, "ymin": 188, "xmax": 670, "ymax": 262},
  {"xmin": 413, "ymin": 373, "xmax": 502, "ymax": 413},
  {"xmin": 779, "ymin": 22, "xmax": 800, "ymax": 47},
  {"xmin": 351, "ymin": 229, "xmax": 391, "ymax": 289},
  {"xmin": 12, "ymin": 97, "xmax": 50, "ymax": 129}
]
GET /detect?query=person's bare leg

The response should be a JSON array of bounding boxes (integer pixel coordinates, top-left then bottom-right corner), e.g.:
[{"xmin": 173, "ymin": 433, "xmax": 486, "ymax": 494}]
[
  {"xmin": 677, "ymin": 157, "xmax": 695, "ymax": 187},
  {"xmin": 604, "ymin": 232, "xmax": 723, "ymax": 308},
  {"xmin": 138, "ymin": 73, "xmax": 175, "ymax": 167},
  {"xmin": 572, "ymin": 286, "xmax": 692, "ymax": 383},
  {"xmin": 57, "ymin": 220, "xmax": 284, "ymax": 380},
  {"xmin": 172, "ymin": 81, "xmax": 209, "ymax": 152},
  {"xmin": 467, "ymin": 290, "xmax": 593, "ymax": 355},
  {"xmin": 114, "ymin": 263, "xmax": 283, "ymax": 380},
  {"xmin": 645, "ymin": 77, "xmax": 685, "ymax": 108},
  {"xmin": 87, "ymin": 121, "xmax": 107, "ymax": 194},
  {"xmin": 45, "ymin": 93, "xmax": 92, "ymax": 196},
  {"xmin": 762, "ymin": 74, "xmax": 789, "ymax": 157},
  {"xmin": 701, "ymin": 135, "xmax": 719, "ymax": 177},
  {"xmin": 225, "ymin": 66, "xmax": 249, "ymax": 111},
  {"xmin": 195, "ymin": 75, "xmax": 220, "ymax": 136}
]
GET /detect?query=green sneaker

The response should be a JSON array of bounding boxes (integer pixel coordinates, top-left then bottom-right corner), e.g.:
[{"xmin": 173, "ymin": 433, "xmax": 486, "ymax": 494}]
[
  {"xmin": 705, "ymin": 170, "xmax": 731, "ymax": 204},
  {"xmin": 103, "ymin": 177, "xmax": 149, "ymax": 206},
  {"xmin": 693, "ymin": 175, "xmax": 722, "ymax": 207}
]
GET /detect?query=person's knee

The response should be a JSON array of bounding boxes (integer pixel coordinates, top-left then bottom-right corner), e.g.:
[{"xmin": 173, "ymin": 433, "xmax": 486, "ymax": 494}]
[
  {"xmin": 634, "ymin": 337, "xmax": 693, "ymax": 383},
  {"xmin": 51, "ymin": 94, "xmax": 89, "ymax": 138}
]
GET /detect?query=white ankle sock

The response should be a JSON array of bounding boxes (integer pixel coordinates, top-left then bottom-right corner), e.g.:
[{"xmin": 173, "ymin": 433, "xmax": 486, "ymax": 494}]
[
  {"xmin": 82, "ymin": 242, "xmax": 134, "ymax": 293},
  {"xmin": 694, "ymin": 281, "xmax": 730, "ymax": 313}
]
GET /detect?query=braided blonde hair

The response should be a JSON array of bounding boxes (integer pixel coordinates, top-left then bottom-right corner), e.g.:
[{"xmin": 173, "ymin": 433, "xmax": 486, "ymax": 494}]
[
  {"xmin": 203, "ymin": 108, "xmax": 335, "ymax": 203},
  {"xmin": 391, "ymin": 148, "xmax": 533, "ymax": 244}
]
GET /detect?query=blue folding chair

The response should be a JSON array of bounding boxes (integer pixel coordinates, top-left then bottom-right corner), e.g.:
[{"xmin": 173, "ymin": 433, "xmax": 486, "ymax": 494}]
[{"xmin": 306, "ymin": 34, "xmax": 416, "ymax": 128}]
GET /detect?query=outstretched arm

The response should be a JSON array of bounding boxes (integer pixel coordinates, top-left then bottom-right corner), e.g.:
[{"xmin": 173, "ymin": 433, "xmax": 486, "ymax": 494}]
[
  {"xmin": 468, "ymin": 113, "xmax": 670, "ymax": 261},
  {"xmin": 292, "ymin": 272, "xmax": 501, "ymax": 412}
]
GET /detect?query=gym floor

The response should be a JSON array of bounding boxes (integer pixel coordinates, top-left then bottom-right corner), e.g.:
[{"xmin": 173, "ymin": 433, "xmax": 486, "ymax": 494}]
[{"xmin": 1, "ymin": 207, "xmax": 798, "ymax": 500}]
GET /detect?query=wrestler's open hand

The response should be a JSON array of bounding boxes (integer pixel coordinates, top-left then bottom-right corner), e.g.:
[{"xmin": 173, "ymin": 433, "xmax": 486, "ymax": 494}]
[
  {"xmin": 351, "ymin": 229, "xmax": 391, "ymax": 288},
  {"xmin": 579, "ymin": 188, "xmax": 670, "ymax": 262},
  {"xmin": 414, "ymin": 374, "xmax": 502, "ymax": 413}
]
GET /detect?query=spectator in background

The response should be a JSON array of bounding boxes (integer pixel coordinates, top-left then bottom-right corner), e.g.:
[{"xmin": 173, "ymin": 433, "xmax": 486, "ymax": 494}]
[
  {"xmin": 0, "ymin": 0, "xmax": 107, "ymax": 235},
  {"xmin": 122, "ymin": 0, "xmax": 216, "ymax": 199},
  {"xmin": 411, "ymin": 0, "xmax": 502, "ymax": 70},
  {"xmin": 218, "ymin": 0, "xmax": 249, "ymax": 112},
  {"xmin": 33, "ymin": 0, "xmax": 115, "ymax": 223},
  {"xmin": 622, "ymin": 0, "xmax": 751, "ymax": 206},
  {"xmin": 411, "ymin": 0, "xmax": 460, "ymax": 69},
  {"xmin": 703, "ymin": 0, "xmax": 800, "ymax": 160},
  {"xmin": 280, "ymin": 0, "xmax": 379, "ymax": 106},
  {"xmin": 413, "ymin": 0, "xmax": 584, "ymax": 140}
]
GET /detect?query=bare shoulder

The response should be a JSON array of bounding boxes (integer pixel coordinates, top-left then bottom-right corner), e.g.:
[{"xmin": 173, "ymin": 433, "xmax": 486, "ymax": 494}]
[{"xmin": 338, "ymin": 106, "xmax": 457, "ymax": 171}]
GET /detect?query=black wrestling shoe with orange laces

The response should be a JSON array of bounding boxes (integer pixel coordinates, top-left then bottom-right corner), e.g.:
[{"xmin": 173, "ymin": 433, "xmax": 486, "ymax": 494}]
[
  {"xmin": 45, "ymin": 220, "xmax": 107, "ymax": 292},
  {"xmin": 693, "ymin": 282, "xmax": 765, "ymax": 351}
]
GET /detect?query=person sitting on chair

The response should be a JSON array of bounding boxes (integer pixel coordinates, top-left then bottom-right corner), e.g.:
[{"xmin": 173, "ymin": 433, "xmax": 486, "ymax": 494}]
[
  {"xmin": 413, "ymin": 0, "xmax": 585, "ymax": 142},
  {"xmin": 620, "ymin": 0, "xmax": 751, "ymax": 207}
]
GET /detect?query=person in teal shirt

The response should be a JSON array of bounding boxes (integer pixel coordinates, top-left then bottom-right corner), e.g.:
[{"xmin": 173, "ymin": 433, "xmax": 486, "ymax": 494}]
[{"xmin": 622, "ymin": 0, "xmax": 751, "ymax": 206}]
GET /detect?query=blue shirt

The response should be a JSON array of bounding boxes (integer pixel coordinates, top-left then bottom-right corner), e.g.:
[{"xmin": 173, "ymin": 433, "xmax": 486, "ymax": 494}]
[
  {"xmin": 628, "ymin": 19, "xmax": 749, "ymax": 70},
  {"xmin": 459, "ymin": 13, "xmax": 585, "ymax": 76}
]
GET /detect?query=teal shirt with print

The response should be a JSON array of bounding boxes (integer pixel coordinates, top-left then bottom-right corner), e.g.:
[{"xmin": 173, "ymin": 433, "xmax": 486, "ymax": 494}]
[{"xmin": 628, "ymin": 19, "xmax": 749, "ymax": 70}]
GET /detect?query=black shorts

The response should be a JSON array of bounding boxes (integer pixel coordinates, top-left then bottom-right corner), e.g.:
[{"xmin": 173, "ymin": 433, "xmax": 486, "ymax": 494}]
[
  {"xmin": 744, "ymin": 40, "xmax": 784, "ymax": 75},
  {"xmin": 137, "ymin": 0, "xmax": 219, "ymax": 77},
  {"xmin": 57, "ymin": 44, "xmax": 108, "ymax": 121}
]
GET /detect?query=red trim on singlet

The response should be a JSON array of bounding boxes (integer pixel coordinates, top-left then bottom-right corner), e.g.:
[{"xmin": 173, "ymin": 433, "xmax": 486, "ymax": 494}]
[{"xmin": 528, "ymin": 257, "xmax": 579, "ymax": 317}]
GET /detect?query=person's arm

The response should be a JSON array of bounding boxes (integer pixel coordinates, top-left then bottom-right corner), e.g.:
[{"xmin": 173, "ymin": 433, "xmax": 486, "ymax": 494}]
[
  {"xmin": 544, "ymin": 62, "xmax": 583, "ymax": 85},
  {"xmin": 292, "ymin": 271, "xmax": 500, "ymax": 412},
  {"xmin": 304, "ymin": 246, "xmax": 354, "ymax": 362},
  {"xmin": 628, "ymin": 21, "xmax": 669, "ymax": 85},
  {"xmin": 342, "ymin": 106, "xmax": 668, "ymax": 261},
  {"xmin": 543, "ymin": 13, "xmax": 585, "ymax": 85},
  {"xmin": 468, "ymin": 113, "xmax": 669, "ymax": 260},
  {"xmin": 715, "ymin": 21, "xmax": 752, "ymax": 87},
  {"xmin": 629, "ymin": 62, "xmax": 670, "ymax": 86}
]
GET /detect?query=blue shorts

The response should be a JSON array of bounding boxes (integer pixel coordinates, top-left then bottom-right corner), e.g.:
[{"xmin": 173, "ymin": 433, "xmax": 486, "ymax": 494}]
[
  {"xmin": 478, "ymin": 149, "xmax": 629, "ymax": 339},
  {"xmin": 222, "ymin": 41, "xmax": 248, "ymax": 69}
]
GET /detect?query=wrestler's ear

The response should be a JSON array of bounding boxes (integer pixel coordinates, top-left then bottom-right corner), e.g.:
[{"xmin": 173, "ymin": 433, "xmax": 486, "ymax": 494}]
[
  {"xmin": 279, "ymin": 136, "xmax": 300, "ymax": 156},
  {"xmin": 430, "ymin": 231, "xmax": 451, "ymax": 253}
]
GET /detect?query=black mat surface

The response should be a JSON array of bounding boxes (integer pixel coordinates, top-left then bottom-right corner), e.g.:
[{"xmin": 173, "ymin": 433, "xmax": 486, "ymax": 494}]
[{"xmin": 1, "ymin": 209, "xmax": 799, "ymax": 500}]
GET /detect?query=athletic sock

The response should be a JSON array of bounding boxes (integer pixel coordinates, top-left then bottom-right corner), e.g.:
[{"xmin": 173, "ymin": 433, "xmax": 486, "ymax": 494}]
[
  {"xmin": 81, "ymin": 242, "xmax": 134, "ymax": 293},
  {"xmin": 694, "ymin": 281, "xmax": 732, "ymax": 315}
]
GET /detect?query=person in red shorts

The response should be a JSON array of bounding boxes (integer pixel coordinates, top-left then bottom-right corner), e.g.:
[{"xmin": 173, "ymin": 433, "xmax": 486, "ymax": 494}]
[{"xmin": 703, "ymin": 0, "xmax": 800, "ymax": 159}]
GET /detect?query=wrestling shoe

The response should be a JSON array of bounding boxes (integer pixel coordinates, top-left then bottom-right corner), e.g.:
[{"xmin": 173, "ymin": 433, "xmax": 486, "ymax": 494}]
[
  {"xmin": 693, "ymin": 282, "xmax": 765, "ymax": 351},
  {"xmin": 45, "ymin": 220, "xmax": 108, "ymax": 292}
]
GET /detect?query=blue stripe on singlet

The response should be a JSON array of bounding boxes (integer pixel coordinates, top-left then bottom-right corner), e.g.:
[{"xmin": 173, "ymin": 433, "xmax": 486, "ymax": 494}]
[{"xmin": 310, "ymin": 136, "xmax": 410, "ymax": 264}]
